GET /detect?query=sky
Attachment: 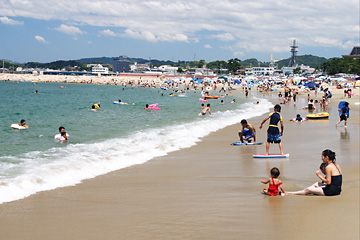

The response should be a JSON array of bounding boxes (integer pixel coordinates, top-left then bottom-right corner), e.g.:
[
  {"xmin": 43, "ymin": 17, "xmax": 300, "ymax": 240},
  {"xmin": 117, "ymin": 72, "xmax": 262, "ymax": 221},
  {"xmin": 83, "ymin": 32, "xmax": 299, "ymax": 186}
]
[{"xmin": 0, "ymin": 0, "xmax": 359, "ymax": 63}]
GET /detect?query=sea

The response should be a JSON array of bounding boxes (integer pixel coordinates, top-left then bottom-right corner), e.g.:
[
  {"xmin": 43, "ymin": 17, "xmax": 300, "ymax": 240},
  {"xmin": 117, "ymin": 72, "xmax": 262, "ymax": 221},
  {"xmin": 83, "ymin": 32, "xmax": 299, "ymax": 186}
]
[{"xmin": 0, "ymin": 81, "xmax": 273, "ymax": 204}]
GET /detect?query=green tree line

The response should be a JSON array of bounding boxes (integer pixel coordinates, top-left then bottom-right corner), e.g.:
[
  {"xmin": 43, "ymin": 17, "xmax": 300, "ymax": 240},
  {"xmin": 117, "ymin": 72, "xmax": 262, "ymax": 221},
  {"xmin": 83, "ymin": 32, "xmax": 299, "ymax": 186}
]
[
  {"xmin": 1, "ymin": 56, "xmax": 359, "ymax": 75},
  {"xmin": 320, "ymin": 57, "xmax": 360, "ymax": 75}
]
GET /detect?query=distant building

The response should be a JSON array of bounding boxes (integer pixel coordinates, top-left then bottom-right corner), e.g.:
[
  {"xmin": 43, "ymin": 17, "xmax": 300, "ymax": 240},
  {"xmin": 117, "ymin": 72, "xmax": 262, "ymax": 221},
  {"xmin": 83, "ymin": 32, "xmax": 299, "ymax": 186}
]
[
  {"xmin": 91, "ymin": 64, "xmax": 109, "ymax": 74},
  {"xmin": 245, "ymin": 67, "xmax": 275, "ymax": 76},
  {"xmin": 130, "ymin": 62, "xmax": 150, "ymax": 73},
  {"xmin": 188, "ymin": 67, "xmax": 214, "ymax": 76},
  {"xmin": 157, "ymin": 65, "xmax": 178, "ymax": 75},
  {"xmin": 113, "ymin": 56, "xmax": 130, "ymax": 73},
  {"xmin": 282, "ymin": 64, "xmax": 314, "ymax": 75},
  {"xmin": 342, "ymin": 46, "xmax": 360, "ymax": 59}
]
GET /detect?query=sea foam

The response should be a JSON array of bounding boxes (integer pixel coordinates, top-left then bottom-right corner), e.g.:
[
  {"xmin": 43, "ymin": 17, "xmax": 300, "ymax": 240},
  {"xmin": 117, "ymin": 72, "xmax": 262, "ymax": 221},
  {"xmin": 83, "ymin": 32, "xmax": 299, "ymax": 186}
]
[{"xmin": 0, "ymin": 99, "xmax": 273, "ymax": 204}]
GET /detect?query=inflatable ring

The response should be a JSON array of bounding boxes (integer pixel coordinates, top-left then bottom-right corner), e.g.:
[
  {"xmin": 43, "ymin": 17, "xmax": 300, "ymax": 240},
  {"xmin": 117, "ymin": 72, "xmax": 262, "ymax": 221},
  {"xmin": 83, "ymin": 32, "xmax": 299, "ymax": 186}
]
[
  {"xmin": 94, "ymin": 104, "xmax": 100, "ymax": 109},
  {"xmin": 307, "ymin": 112, "xmax": 329, "ymax": 120},
  {"xmin": 206, "ymin": 86, "xmax": 212, "ymax": 91},
  {"xmin": 11, "ymin": 124, "xmax": 28, "ymax": 129}
]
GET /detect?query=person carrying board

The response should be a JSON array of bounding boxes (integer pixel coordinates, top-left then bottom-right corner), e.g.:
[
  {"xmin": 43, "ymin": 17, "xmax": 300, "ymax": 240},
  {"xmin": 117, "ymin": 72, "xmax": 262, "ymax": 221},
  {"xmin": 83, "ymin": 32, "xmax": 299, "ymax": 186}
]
[{"xmin": 336, "ymin": 102, "xmax": 350, "ymax": 127}]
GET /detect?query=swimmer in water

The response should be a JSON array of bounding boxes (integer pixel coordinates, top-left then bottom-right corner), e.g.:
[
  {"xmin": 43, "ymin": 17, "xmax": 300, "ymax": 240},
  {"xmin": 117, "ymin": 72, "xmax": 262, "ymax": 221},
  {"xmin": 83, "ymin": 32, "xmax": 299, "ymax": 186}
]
[
  {"xmin": 91, "ymin": 105, "xmax": 97, "ymax": 112},
  {"xmin": 231, "ymin": 99, "xmax": 235, "ymax": 103},
  {"xmin": 200, "ymin": 104, "xmax": 211, "ymax": 115},
  {"xmin": 289, "ymin": 114, "xmax": 307, "ymax": 122},
  {"xmin": 17, "ymin": 119, "xmax": 29, "ymax": 128},
  {"xmin": 117, "ymin": 99, "xmax": 128, "ymax": 105}
]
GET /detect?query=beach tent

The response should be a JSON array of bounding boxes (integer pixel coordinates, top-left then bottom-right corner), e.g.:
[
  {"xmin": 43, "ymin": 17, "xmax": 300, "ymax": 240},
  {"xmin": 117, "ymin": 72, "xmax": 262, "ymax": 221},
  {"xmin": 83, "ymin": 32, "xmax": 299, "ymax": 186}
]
[
  {"xmin": 195, "ymin": 78, "xmax": 202, "ymax": 84},
  {"xmin": 304, "ymin": 81, "xmax": 318, "ymax": 90}
]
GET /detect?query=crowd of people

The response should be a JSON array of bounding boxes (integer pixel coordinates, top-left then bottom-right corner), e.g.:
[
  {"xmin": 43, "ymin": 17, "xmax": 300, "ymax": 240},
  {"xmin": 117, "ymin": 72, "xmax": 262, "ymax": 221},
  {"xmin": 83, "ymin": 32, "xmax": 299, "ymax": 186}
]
[{"xmin": 236, "ymin": 84, "xmax": 348, "ymax": 197}]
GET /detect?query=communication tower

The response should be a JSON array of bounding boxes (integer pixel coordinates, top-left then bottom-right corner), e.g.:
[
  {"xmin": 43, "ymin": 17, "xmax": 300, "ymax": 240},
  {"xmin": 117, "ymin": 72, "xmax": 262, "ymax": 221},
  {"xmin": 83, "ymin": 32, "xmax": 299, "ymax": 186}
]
[{"xmin": 288, "ymin": 40, "xmax": 298, "ymax": 67}]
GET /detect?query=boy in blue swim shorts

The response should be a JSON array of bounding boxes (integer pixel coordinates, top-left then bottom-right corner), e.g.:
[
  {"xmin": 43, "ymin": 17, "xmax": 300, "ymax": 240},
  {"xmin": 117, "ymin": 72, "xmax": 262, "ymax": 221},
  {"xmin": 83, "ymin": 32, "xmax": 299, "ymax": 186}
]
[
  {"xmin": 238, "ymin": 119, "xmax": 256, "ymax": 143},
  {"xmin": 259, "ymin": 104, "xmax": 284, "ymax": 155}
]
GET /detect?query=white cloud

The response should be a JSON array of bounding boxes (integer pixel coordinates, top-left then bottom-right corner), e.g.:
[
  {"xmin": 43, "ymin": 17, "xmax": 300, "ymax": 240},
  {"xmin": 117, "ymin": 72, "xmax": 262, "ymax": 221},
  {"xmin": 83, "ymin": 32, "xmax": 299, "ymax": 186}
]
[
  {"xmin": 123, "ymin": 29, "xmax": 189, "ymax": 43},
  {"xmin": 211, "ymin": 33, "xmax": 235, "ymax": 41},
  {"xmin": 34, "ymin": 35, "xmax": 48, "ymax": 44},
  {"xmin": 54, "ymin": 24, "xmax": 86, "ymax": 35},
  {"xmin": 99, "ymin": 29, "xmax": 117, "ymax": 37},
  {"xmin": 124, "ymin": 29, "xmax": 157, "ymax": 42},
  {"xmin": 0, "ymin": 16, "xmax": 23, "ymax": 25},
  {"xmin": 204, "ymin": 44, "xmax": 212, "ymax": 49},
  {"xmin": 233, "ymin": 51, "xmax": 245, "ymax": 57},
  {"xmin": 0, "ymin": 0, "xmax": 358, "ymax": 54}
]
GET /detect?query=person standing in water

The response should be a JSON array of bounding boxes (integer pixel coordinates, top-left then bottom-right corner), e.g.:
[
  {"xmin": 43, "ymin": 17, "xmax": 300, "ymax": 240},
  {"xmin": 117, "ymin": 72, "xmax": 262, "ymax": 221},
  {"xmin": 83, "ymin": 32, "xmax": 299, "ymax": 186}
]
[{"xmin": 336, "ymin": 102, "xmax": 350, "ymax": 127}]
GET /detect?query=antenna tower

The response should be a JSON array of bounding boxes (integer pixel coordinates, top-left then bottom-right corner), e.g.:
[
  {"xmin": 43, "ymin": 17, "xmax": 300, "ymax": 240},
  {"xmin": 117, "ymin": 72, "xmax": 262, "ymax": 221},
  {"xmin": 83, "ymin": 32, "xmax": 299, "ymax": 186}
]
[{"xmin": 288, "ymin": 40, "xmax": 298, "ymax": 67}]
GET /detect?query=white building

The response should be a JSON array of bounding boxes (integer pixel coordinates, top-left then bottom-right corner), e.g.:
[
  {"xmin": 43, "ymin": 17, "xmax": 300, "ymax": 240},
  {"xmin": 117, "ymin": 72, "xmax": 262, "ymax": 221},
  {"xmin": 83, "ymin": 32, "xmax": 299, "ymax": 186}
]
[
  {"xmin": 130, "ymin": 62, "xmax": 150, "ymax": 73},
  {"xmin": 157, "ymin": 65, "xmax": 178, "ymax": 75},
  {"xmin": 282, "ymin": 64, "xmax": 314, "ymax": 75},
  {"xmin": 188, "ymin": 68, "xmax": 214, "ymax": 76},
  {"xmin": 92, "ymin": 64, "xmax": 109, "ymax": 74},
  {"xmin": 245, "ymin": 67, "xmax": 275, "ymax": 76}
]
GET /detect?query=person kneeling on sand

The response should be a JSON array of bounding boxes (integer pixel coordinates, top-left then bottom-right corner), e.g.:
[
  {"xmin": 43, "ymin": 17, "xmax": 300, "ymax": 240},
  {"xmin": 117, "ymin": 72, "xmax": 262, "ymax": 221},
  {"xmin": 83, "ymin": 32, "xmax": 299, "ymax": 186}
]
[
  {"xmin": 288, "ymin": 149, "xmax": 342, "ymax": 196},
  {"xmin": 238, "ymin": 119, "xmax": 256, "ymax": 143}
]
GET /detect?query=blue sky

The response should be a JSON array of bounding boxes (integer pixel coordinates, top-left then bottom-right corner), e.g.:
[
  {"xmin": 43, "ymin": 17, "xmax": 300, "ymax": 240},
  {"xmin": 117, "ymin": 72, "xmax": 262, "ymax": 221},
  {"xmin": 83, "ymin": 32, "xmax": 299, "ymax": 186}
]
[{"xmin": 0, "ymin": 0, "xmax": 359, "ymax": 63}]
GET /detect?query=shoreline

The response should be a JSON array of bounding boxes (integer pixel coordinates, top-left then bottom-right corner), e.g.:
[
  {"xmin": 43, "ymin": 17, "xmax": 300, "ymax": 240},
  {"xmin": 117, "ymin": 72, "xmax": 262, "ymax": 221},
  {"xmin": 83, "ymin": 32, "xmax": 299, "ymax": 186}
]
[{"xmin": 0, "ymin": 83, "xmax": 359, "ymax": 239}]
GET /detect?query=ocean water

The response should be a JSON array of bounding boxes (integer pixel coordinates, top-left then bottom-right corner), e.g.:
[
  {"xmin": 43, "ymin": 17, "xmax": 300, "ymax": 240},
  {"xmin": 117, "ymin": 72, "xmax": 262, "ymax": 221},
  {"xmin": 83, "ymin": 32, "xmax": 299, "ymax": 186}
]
[{"xmin": 0, "ymin": 81, "xmax": 273, "ymax": 204}]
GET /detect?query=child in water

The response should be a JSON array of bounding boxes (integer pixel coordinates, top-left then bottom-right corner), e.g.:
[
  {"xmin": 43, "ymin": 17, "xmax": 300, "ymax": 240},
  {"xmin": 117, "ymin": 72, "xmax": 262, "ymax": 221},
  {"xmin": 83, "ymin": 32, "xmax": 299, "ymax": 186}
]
[
  {"xmin": 199, "ymin": 104, "xmax": 211, "ymax": 115},
  {"xmin": 290, "ymin": 114, "xmax": 307, "ymax": 122},
  {"xmin": 336, "ymin": 102, "xmax": 350, "ymax": 127},
  {"xmin": 59, "ymin": 131, "xmax": 68, "ymax": 141},
  {"xmin": 261, "ymin": 167, "xmax": 286, "ymax": 196}
]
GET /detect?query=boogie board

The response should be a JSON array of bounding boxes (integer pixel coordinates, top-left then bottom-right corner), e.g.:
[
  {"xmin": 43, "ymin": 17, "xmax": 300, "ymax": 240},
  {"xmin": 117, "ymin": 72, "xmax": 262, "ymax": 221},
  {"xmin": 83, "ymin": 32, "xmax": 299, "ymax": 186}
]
[
  {"xmin": 253, "ymin": 153, "xmax": 289, "ymax": 158},
  {"xmin": 232, "ymin": 142, "xmax": 262, "ymax": 146},
  {"xmin": 338, "ymin": 101, "xmax": 349, "ymax": 117}
]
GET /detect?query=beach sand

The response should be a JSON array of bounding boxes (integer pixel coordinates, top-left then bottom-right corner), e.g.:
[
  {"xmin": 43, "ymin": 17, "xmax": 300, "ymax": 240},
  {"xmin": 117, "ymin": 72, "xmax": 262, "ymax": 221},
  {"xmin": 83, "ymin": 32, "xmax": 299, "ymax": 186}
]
[{"xmin": 0, "ymin": 86, "xmax": 359, "ymax": 240}]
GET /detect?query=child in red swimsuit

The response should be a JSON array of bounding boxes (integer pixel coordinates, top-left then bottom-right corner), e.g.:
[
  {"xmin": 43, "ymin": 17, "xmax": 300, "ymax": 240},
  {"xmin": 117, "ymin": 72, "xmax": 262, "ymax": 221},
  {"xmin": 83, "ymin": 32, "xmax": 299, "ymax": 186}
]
[{"xmin": 261, "ymin": 167, "xmax": 286, "ymax": 196}]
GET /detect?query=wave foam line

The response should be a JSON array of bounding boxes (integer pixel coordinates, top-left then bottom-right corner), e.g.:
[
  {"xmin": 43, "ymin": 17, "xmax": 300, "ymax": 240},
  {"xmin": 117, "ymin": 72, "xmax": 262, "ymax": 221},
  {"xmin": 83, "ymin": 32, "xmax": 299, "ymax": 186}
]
[{"xmin": 0, "ymin": 99, "xmax": 273, "ymax": 204}]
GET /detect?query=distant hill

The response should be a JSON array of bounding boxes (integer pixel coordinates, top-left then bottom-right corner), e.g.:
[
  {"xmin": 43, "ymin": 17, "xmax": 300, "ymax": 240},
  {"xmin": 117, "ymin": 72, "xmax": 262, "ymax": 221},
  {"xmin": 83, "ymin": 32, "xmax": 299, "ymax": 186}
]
[
  {"xmin": 76, "ymin": 56, "xmax": 181, "ymax": 65},
  {"xmin": 275, "ymin": 55, "xmax": 328, "ymax": 68},
  {"xmin": 76, "ymin": 57, "xmax": 116, "ymax": 64},
  {"xmin": 4, "ymin": 54, "xmax": 329, "ymax": 70}
]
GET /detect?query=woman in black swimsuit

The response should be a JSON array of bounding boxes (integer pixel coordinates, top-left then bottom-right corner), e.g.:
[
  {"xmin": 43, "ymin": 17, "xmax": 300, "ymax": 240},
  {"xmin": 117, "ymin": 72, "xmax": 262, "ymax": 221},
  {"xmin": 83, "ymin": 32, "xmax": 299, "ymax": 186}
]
[{"xmin": 288, "ymin": 149, "xmax": 342, "ymax": 196}]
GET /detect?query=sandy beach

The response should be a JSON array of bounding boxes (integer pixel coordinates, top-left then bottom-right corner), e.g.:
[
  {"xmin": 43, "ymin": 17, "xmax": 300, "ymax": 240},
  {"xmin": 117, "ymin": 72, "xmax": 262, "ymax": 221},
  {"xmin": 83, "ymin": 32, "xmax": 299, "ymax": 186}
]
[{"xmin": 0, "ymin": 79, "xmax": 359, "ymax": 240}]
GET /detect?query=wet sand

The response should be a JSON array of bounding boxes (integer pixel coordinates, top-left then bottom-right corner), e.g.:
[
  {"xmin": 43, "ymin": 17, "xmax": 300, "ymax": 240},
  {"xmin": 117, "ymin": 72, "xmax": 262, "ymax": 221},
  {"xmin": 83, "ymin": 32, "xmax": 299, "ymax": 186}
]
[{"xmin": 0, "ymin": 89, "xmax": 359, "ymax": 240}]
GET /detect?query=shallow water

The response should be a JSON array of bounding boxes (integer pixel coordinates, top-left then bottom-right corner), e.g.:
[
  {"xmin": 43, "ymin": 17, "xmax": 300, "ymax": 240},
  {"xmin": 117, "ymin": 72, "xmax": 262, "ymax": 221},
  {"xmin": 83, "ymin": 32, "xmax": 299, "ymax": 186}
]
[{"xmin": 0, "ymin": 81, "xmax": 273, "ymax": 203}]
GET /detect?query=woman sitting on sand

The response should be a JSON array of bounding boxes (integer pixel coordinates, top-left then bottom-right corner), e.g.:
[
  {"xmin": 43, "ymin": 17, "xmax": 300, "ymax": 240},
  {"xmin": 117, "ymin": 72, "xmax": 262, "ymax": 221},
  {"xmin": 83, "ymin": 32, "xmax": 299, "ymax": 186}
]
[{"xmin": 288, "ymin": 149, "xmax": 342, "ymax": 196}]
